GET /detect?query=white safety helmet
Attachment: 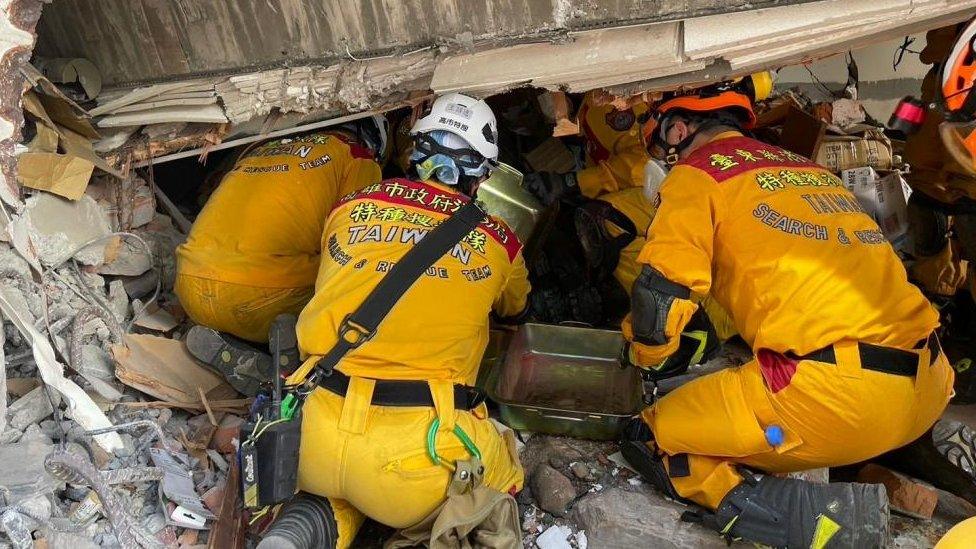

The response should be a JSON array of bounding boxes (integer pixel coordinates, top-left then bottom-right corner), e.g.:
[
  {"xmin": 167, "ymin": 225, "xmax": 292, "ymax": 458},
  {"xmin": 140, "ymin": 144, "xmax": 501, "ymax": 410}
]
[{"xmin": 410, "ymin": 93, "xmax": 499, "ymax": 162}]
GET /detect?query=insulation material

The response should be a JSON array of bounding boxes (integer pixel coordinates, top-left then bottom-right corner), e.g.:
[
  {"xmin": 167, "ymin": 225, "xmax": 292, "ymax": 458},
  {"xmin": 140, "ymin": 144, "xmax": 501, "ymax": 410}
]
[
  {"xmin": 0, "ymin": 287, "xmax": 123, "ymax": 452},
  {"xmin": 217, "ymin": 65, "xmax": 341, "ymax": 123},
  {"xmin": 97, "ymin": 104, "xmax": 228, "ymax": 128},
  {"xmin": 89, "ymin": 80, "xmax": 218, "ymax": 116}
]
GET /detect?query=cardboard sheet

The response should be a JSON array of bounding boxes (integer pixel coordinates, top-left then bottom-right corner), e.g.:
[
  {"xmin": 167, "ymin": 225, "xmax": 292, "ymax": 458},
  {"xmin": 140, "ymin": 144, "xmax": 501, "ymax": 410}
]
[
  {"xmin": 112, "ymin": 334, "xmax": 237, "ymax": 406},
  {"xmin": 18, "ymin": 95, "xmax": 122, "ymax": 200},
  {"xmin": 17, "ymin": 153, "xmax": 95, "ymax": 201}
]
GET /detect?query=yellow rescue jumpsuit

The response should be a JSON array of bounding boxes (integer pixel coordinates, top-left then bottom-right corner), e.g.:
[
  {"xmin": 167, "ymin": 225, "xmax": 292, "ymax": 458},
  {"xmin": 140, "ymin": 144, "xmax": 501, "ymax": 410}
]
[
  {"xmin": 576, "ymin": 92, "xmax": 650, "ymax": 198},
  {"xmin": 597, "ymin": 188, "xmax": 737, "ymax": 341},
  {"xmin": 624, "ymin": 132, "xmax": 954, "ymax": 509},
  {"xmin": 287, "ymin": 178, "xmax": 530, "ymax": 547},
  {"xmin": 175, "ymin": 133, "xmax": 381, "ymax": 342}
]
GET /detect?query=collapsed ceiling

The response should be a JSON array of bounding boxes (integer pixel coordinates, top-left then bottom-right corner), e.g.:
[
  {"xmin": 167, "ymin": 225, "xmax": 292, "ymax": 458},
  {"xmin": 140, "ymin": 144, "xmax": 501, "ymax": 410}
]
[
  {"xmin": 20, "ymin": 0, "xmax": 976, "ymax": 167},
  {"xmin": 36, "ymin": 0, "xmax": 818, "ymax": 87}
]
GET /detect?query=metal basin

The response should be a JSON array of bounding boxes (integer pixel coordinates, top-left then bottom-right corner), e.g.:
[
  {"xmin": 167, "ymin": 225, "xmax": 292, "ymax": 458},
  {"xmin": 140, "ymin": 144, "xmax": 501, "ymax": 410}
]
[
  {"xmin": 488, "ymin": 323, "xmax": 643, "ymax": 440},
  {"xmin": 476, "ymin": 329, "xmax": 512, "ymax": 391},
  {"xmin": 478, "ymin": 163, "xmax": 543, "ymax": 244}
]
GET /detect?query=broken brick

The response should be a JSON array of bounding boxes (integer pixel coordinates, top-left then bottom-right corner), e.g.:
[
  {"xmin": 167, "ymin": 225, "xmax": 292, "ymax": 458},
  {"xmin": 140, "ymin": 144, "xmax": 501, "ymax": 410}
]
[
  {"xmin": 210, "ymin": 415, "xmax": 244, "ymax": 453},
  {"xmin": 857, "ymin": 464, "xmax": 938, "ymax": 519},
  {"xmin": 177, "ymin": 527, "xmax": 199, "ymax": 546},
  {"xmin": 202, "ymin": 478, "xmax": 227, "ymax": 515}
]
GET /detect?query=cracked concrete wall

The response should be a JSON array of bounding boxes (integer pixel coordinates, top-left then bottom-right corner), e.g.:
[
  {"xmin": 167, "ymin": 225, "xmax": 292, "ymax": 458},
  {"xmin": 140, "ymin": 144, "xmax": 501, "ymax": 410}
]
[
  {"xmin": 0, "ymin": 0, "xmax": 42, "ymax": 208},
  {"xmin": 34, "ymin": 0, "xmax": 816, "ymax": 87}
]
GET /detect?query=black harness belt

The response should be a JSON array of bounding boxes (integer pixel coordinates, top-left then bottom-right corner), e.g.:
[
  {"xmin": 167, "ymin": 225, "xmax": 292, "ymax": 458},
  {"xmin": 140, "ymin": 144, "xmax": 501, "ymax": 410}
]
[
  {"xmin": 791, "ymin": 333, "xmax": 942, "ymax": 377},
  {"xmin": 316, "ymin": 368, "xmax": 486, "ymax": 411}
]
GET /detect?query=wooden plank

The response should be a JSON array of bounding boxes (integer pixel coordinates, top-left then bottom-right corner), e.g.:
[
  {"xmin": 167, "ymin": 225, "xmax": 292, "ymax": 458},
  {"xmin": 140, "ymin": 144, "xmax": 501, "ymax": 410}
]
[{"xmin": 208, "ymin": 459, "xmax": 243, "ymax": 549}]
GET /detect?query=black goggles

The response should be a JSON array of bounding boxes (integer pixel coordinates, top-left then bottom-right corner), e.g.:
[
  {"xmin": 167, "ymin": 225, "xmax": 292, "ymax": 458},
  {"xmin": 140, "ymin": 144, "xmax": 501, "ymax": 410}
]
[{"xmin": 413, "ymin": 132, "xmax": 487, "ymax": 171}]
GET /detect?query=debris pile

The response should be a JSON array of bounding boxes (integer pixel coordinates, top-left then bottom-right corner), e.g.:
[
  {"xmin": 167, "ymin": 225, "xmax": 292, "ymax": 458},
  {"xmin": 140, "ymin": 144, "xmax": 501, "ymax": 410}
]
[
  {"xmin": 0, "ymin": 63, "xmax": 249, "ymax": 548},
  {"xmin": 2, "ymin": 46, "xmax": 975, "ymax": 547},
  {"xmin": 756, "ymin": 88, "xmax": 912, "ymax": 249},
  {"xmin": 514, "ymin": 428, "xmax": 973, "ymax": 547}
]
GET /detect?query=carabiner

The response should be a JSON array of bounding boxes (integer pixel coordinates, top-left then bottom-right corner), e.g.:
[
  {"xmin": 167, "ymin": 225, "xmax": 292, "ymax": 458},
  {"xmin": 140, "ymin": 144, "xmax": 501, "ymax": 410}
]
[{"xmin": 426, "ymin": 417, "xmax": 482, "ymax": 469}]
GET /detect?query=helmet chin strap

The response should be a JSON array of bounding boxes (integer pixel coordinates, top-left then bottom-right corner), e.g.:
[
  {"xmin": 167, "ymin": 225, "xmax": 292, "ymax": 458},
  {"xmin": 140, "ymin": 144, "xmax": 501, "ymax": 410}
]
[
  {"xmin": 457, "ymin": 173, "xmax": 481, "ymax": 197},
  {"xmin": 657, "ymin": 118, "xmax": 725, "ymax": 165}
]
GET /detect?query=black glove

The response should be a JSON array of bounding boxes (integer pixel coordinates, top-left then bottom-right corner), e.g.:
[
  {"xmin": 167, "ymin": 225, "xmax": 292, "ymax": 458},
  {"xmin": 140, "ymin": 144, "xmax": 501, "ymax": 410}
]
[
  {"xmin": 623, "ymin": 307, "xmax": 721, "ymax": 382},
  {"xmin": 523, "ymin": 171, "xmax": 579, "ymax": 205}
]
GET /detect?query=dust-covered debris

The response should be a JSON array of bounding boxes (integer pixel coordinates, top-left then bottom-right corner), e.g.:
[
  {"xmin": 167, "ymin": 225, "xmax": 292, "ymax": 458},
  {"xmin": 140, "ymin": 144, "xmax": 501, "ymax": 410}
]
[{"xmin": 0, "ymin": 91, "xmax": 241, "ymax": 549}]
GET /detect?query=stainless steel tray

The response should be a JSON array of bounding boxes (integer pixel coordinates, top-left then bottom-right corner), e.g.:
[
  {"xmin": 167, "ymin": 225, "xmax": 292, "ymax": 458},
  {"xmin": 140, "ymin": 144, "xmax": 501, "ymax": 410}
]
[
  {"xmin": 476, "ymin": 329, "xmax": 512, "ymax": 391},
  {"xmin": 478, "ymin": 163, "xmax": 543, "ymax": 244},
  {"xmin": 487, "ymin": 323, "xmax": 643, "ymax": 440}
]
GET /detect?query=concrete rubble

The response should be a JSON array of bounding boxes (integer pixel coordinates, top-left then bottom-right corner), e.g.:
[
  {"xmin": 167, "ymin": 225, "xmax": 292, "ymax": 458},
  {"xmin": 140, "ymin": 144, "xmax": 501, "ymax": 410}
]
[
  {"xmin": 0, "ymin": 61, "xmax": 244, "ymax": 547},
  {"xmin": 510, "ymin": 431, "xmax": 975, "ymax": 548}
]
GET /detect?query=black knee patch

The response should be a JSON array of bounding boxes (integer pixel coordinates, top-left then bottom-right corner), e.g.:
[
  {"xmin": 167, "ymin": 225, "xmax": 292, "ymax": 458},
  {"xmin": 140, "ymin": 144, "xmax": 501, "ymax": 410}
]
[{"xmin": 667, "ymin": 454, "xmax": 690, "ymax": 478}]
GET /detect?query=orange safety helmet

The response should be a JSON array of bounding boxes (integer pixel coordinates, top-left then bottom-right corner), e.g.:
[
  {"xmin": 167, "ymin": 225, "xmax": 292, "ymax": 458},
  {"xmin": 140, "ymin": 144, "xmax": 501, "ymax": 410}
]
[
  {"xmin": 657, "ymin": 90, "xmax": 758, "ymax": 129},
  {"xmin": 942, "ymin": 17, "xmax": 976, "ymax": 115},
  {"xmin": 642, "ymin": 71, "xmax": 772, "ymax": 163},
  {"xmin": 940, "ymin": 17, "xmax": 976, "ymax": 176}
]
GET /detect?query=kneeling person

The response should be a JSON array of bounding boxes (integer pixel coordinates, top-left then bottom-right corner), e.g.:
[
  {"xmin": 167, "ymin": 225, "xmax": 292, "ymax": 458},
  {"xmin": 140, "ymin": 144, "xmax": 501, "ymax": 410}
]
[
  {"xmin": 175, "ymin": 118, "xmax": 387, "ymax": 394},
  {"xmin": 621, "ymin": 82, "xmax": 953, "ymax": 547},
  {"xmin": 260, "ymin": 93, "xmax": 530, "ymax": 548}
]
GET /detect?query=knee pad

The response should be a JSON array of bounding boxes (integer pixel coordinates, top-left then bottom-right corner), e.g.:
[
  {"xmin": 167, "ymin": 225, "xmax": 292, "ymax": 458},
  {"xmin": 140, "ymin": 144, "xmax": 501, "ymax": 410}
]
[{"xmin": 631, "ymin": 266, "xmax": 691, "ymax": 346}]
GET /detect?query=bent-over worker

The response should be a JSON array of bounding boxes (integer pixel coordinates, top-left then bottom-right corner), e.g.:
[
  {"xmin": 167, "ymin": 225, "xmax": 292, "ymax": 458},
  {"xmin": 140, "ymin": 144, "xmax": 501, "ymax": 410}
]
[
  {"xmin": 175, "ymin": 118, "xmax": 387, "ymax": 394},
  {"xmin": 620, "ymin": 80, "xmax": 953, "ymax": 547},
  {"xmin": 258, "ymin": 93, "xmax": 530, "ymax": 548},
  {"xmin": 524, "ymin": 92, "xmax": 651, "ymax": 204}
]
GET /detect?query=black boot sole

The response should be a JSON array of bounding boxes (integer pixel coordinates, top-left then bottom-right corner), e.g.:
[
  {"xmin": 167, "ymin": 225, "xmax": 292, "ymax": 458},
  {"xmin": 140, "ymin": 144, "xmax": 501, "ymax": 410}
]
[{"xmin": 185, "ymin": 325, "xmax": 272, "ymax": 396}]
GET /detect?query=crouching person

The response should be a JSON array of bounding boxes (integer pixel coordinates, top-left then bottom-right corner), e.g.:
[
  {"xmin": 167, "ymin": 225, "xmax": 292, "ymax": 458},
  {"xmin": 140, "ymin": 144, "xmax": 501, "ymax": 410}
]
[
  {"xmin": 619, "ymin": 82, "xmax": 954, "ymax": 547},
  {"xmin": 258, "ymin": 93, "xmax": 530, "ymax": 548},
  {"xmin": 175, "ymin": 118, "xmax": 387, "ymax": 395}
]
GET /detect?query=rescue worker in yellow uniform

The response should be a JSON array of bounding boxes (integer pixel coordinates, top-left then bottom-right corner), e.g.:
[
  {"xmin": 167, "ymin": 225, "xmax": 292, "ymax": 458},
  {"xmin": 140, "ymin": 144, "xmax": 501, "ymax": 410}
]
[
  {"xmin": 175, "ymin": 117, "xmax": 387, "ymax": 395},
  {"xmin": 524, "ymin": 92, "xmax": 650, "ymax": 204},
  {"xmin": 576, "ymin": 92, "xmax": 651, "ymax": 198},
  {"xmin": 258, "ymin": 93, "xmax": 529, "ymax": 549},
  {"xmin": 619, "ymin": 81, "xmax": 954, "ymax": 547}
]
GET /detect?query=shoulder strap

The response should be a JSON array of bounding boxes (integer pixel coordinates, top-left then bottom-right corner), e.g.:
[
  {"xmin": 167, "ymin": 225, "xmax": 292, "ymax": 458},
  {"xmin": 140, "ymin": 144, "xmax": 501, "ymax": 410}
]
[{"xmin": 310, "ymin": 199, "xmax": 487, "ymax": 378}]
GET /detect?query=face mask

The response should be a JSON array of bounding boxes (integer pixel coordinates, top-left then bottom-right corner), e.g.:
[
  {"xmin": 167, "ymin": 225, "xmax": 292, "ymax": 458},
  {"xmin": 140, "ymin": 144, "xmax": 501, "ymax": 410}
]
[
  {"xmin": 643, "ymin": 158, "xmax": 669, "ymax": 207},
  {"xmin": 415, "ymin": 153, "xmax": 460, "ymax": 185}
]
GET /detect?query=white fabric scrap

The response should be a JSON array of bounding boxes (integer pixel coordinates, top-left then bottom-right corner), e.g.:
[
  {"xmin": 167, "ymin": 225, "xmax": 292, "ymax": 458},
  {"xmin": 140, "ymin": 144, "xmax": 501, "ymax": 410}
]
[{"xmin": 0, "ymin": 287, "xmax": 122, "ymax": 452}]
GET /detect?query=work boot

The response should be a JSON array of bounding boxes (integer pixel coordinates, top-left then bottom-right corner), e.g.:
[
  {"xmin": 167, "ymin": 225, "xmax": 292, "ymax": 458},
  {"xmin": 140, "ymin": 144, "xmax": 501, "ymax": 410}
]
[
  {"xmin": 258, "ymin": 493, "xmax": 338, "ymax": 549},
  {"xmin": 878, "ymin": 419, "xmax": 976, "ymax": 506},
  {"xmin": 185, "ymin": 326, "xmax": 272, "ymax": 396},
  {"xmin": 268, "ymin": 314, "xmax": 300, "ymax": 375},
  {"xmin": 935, "ymin": 419, "xmax": 976, "ymax": 476},
  {"xmin": 697, "ymin": 470, "xmax": 889, "ymax": 548}
]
